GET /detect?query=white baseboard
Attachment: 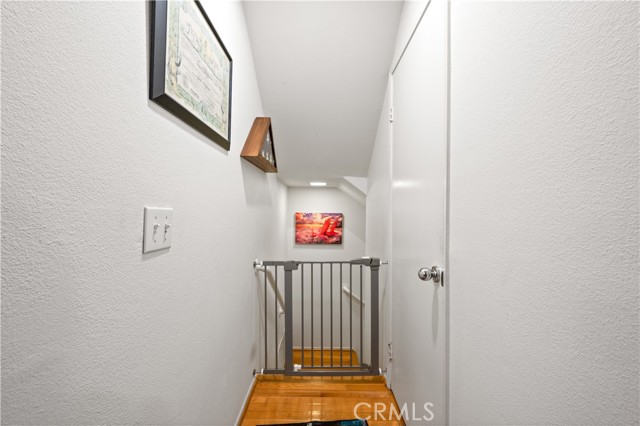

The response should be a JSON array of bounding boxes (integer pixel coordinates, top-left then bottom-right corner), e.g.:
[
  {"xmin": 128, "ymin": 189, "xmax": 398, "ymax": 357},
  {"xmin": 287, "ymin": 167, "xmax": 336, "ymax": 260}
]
[{"xmin": 234, "ymin": 374, "xmax": 257, "ymax": 426}]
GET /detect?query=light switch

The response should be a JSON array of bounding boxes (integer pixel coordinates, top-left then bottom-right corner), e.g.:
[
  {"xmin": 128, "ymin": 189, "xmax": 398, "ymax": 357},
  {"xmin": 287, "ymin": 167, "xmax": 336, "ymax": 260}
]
[{"xmin": 143, "ymin": 207, "xmax": 173, "ymax": 253}]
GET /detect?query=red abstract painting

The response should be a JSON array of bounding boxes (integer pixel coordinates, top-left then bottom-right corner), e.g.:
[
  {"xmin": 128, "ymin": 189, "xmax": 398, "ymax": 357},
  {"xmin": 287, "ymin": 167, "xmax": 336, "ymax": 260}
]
[{"xmin": 295, "ymin": 212, "xmax": 343, "ymax": 245}]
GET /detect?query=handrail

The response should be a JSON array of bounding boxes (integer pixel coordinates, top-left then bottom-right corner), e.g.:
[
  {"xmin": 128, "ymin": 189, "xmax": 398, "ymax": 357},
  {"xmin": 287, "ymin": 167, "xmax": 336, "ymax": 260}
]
[
  {"xmin": 254, "ymin": 261, "xmax": 285, "ymax": 367},
  {"xmin": 254, "ymin": 261, "xmax": 284, "ymax": 315},
  {"xmin": 342, "ymin": 285, "xmax": 365, "ymax": 306}
]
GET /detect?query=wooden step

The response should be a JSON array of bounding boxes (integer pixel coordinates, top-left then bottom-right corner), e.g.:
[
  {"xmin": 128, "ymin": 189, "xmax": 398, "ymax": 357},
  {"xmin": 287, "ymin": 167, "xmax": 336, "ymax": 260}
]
[{"xmin": 292, "ymin": 348, "xmax": 360, "ymax": 367}]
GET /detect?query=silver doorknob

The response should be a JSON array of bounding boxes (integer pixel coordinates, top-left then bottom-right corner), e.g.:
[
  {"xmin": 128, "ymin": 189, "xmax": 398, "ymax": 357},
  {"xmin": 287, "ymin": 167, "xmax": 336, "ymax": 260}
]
[{"xmin": 418, "ymin": 266, "xmax": 444, "ymax": 285}]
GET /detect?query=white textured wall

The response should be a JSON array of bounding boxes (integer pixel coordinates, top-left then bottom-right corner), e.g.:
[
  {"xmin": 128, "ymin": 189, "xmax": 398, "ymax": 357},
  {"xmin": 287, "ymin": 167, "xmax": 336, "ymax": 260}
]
[
  {"xmin": 449, "ymin": 2, "xmax": 639, "ymax": 424},
  {"xmin": 1, "ymin": 1, "xmax": 285, "ymax": 424}
]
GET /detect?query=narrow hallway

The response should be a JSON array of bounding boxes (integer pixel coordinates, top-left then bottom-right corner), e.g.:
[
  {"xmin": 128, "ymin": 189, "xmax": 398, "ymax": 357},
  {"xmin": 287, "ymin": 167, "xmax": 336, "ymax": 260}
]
[{"xmin": 1, "ymin": 0, "xmax": 637, "ymax": 425}]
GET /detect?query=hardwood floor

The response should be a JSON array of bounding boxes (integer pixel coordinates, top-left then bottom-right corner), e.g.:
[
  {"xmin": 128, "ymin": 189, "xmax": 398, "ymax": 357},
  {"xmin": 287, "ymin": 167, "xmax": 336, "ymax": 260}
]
[{"xmin": 239, "ymin": 374, "xmax": 405, "ymax": 426}]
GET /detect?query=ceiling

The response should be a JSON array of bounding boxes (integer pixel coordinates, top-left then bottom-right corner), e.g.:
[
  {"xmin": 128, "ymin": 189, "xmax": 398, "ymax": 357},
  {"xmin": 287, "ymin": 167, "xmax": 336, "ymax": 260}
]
[{"xmin": 243, "ymin": 1, "xmax": 403, "ymax": 186}]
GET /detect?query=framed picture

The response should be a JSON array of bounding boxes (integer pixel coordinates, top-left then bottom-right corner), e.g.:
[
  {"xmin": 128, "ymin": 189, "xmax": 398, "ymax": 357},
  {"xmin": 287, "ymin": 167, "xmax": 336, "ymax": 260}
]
[
  {"xmin": 150, "ymin": 0, "xmax": 233, "ymax": 150},
  {"xmin": 241, "ymin": 117, "xmax": 277, "ymax": 173},
  {"xmin": 295, "ymin": 213, "xmax": 343, "ymax": 245}
]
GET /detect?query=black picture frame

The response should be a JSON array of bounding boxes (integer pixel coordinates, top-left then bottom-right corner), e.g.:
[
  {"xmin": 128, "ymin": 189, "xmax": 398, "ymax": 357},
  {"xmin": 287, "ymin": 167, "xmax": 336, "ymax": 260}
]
[{"xmin": 150, "ymin": 0, "xmax": 233, "ymax": 150}]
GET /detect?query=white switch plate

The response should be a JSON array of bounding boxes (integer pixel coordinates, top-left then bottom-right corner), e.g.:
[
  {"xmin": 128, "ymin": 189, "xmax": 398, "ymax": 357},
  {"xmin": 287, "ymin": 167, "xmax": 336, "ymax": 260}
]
[{"xmin": 143, "ymin": 207, "xmax": 173, "ymax": 253}]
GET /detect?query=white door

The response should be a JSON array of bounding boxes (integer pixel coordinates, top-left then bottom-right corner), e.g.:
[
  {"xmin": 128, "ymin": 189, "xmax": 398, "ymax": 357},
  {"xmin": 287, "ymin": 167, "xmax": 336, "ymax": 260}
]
[{"xmin": 391, "ymin": 0, "xmax": 448, "ymax": 424}]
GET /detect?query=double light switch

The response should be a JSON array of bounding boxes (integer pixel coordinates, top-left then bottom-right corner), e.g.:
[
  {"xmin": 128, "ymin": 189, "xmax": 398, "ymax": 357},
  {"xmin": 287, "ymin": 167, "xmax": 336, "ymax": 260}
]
[{"xmin": 143, "ymin": 207, "xmax": 173, "ymax": 253}]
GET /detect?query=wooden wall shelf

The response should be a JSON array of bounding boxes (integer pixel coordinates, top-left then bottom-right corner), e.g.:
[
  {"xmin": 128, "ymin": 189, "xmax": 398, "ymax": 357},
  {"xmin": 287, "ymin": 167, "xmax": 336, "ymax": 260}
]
[{"xmin": 241, "ymin": 117, "xmax": 278, "ymax": 173}]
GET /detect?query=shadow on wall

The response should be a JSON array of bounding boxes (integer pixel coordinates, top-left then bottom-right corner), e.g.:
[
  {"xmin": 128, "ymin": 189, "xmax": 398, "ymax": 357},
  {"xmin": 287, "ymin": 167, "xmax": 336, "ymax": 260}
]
[
  {"xmin": 432, "ymin": 285, "xmax": 439, "ymax": 343},
  {"xmin": 240, "ymin": 160, "xmax": 275, "ymax": 206}
]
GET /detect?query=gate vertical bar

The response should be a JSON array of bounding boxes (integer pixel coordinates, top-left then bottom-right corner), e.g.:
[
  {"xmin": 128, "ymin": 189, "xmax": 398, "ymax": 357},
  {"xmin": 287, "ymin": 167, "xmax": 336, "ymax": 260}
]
[
  {"xmin": 264, "ymin": 266, "xmax": 268, "ymax": 369},
  {"xmin": 330, "ymin": 263, "xmax": 334, "ymax": 368},
  {"xmin": 349, "ymin": 264, "xmax": 353, "ymax": 367},
  {"xmin": 370, "ymin": 258, "xmax": 380, "ymax": 373},
  {"xmin": 301, "ymin": 263, "xmax": 305, "ymax": 367},
  {"xmin": 311, "ymin": 263, "xmax": 314, "ymax": 368},
  {"xmin": 284, "ymin": 261, "xmax": 297, "ymax": 375},
  {"xmin": 274, "ymin": 266, "xmax": 278, "ymax": 369},
  {"xmin": 360, "ymin": 264, "xmax": 363, "ymax": 368},
  {"xmin": 340, "ymin": 264, "xmax": 343, "ymax": 367},
  {"xmin": 320, "ymin": 263, "xmax": 324, "ymax": 367}
]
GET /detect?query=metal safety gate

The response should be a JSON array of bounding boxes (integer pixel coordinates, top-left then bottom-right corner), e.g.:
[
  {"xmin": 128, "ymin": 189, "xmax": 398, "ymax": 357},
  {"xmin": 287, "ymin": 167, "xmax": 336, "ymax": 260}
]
[{"xmin": 254, "ymin": 258, "xmax": 381, "ymax": 376}]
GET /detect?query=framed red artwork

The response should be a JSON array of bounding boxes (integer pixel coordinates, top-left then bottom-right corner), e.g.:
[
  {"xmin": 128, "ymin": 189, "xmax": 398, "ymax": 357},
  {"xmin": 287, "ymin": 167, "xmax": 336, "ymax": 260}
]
[{"xmin": 295, "ymin": 212, "xmax": 343, "ymax": 245}]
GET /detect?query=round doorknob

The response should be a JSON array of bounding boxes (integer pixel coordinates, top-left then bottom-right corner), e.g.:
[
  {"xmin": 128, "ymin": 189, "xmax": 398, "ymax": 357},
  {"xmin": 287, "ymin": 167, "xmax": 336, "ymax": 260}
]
[
  {"xmin": 418, "ymin": 266, "xmax": 444, "ymax": 285},
  {"xmin": 418, "ymin": 267, "xmax": 433, "ymax": 281}
]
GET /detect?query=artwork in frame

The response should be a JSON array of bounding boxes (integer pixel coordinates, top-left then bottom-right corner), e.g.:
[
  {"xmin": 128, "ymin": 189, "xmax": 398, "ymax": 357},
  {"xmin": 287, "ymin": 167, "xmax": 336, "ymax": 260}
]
[
  {"xmin": 295, "ymin": 213, "xmax": 343, "ymax": 245},
  {"xmin": 150, "ymin": 0, "xmax": 233, "ymax": 150}
]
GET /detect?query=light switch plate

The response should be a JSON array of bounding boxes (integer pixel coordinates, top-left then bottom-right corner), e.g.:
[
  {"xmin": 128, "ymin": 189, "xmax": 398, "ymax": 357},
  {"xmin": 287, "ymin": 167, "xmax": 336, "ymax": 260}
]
[{"xmin": 143, "ymin": 207, "xmax": 173, "ymax": 253}]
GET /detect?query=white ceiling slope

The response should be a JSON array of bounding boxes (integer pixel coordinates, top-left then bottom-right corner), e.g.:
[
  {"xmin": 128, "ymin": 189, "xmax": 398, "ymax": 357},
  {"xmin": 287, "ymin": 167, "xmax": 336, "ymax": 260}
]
[{"xmin": 243, "ymin": 1, "xmax": 403, "ymax": 185}]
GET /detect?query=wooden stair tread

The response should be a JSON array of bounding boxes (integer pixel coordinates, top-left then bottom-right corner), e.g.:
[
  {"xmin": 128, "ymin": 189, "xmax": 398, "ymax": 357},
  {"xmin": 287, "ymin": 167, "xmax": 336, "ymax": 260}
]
[{"xmin": 239, "ymin": 374, "xmax": 405, "ymax": 426}]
